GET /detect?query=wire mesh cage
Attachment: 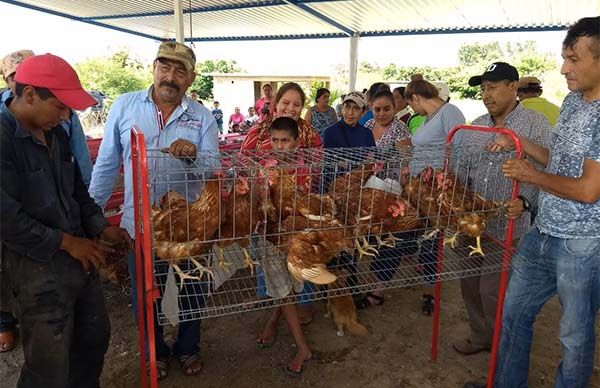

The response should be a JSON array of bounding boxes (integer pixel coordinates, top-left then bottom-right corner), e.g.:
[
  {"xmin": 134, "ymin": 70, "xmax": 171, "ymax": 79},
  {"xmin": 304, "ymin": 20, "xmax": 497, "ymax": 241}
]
[{"xmin": 131, "ymin": 133, "xmax": 523, "ymax": 326}]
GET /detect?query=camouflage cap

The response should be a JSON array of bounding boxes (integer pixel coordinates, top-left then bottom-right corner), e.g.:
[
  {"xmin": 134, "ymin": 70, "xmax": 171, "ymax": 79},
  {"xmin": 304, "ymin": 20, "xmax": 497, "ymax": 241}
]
[
  {"xmin": 155, "ymin": 42, "xmax": 196, "ymax": 72},
  {"xmin": 2, "ymin": 49, "xmax": 35, "ymax": 79},
  {"xmin": 518, "ymin": 76, "xmax": 542, "ymax": 89}
]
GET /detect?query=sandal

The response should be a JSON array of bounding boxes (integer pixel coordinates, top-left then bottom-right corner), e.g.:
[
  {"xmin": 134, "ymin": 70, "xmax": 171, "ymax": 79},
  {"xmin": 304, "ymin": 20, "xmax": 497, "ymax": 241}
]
[
  {"xmin": 354, "ymin": 292, "xmax": 385, "ymax": 310},
  {"xmin": 146, "ymin": 357, "xmax": 169, "ymax": 380},
  {"xmin": 179, "ymin": 353, "xmax": 203, "ymax": 376}
]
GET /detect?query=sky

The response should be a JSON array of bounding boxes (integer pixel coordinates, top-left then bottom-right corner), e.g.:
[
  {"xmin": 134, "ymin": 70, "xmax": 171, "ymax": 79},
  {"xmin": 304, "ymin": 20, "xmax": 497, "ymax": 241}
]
[{"xmin": 1, "ymin": 2, "xmax": 568, "ymax": 77}]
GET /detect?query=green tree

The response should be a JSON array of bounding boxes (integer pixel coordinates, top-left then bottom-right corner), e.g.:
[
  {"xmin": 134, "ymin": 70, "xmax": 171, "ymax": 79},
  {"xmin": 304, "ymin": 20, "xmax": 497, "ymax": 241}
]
[
  {"xmin": 191, "ymin": 59, "xmax": 241, "ymax": 100},
  {"xmin": 307, "ymin": 81, "xmax": 340, "ymax": 109},
  {"xmin": 75, "ymin": 50, "xmax": 152, "ymax": 108}
]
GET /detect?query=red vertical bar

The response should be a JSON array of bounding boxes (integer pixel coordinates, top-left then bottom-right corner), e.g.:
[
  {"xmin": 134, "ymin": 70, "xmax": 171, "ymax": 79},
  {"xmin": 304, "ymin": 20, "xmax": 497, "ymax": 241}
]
[
  {"xmin": 131, "ymin": 127, "xmax": 159, "ymax": 388},
  {"xmin": 434, "ymin": 125, "xmax": 522, "ymax": 388},
  {"xmin": 431, "ymin": 236, "xmax": 445, "ymax": 361}
]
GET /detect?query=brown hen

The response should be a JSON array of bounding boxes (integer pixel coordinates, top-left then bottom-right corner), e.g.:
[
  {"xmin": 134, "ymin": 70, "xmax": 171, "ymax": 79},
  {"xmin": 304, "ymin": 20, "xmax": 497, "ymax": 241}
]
[{"xmin": 152, "ymin": 175, "xmax": 228, "ymax": 284}]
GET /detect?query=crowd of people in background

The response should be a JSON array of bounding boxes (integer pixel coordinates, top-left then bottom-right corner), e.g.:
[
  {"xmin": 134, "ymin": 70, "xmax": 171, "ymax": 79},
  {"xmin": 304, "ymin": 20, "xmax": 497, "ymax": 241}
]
[{"xmin": 0, "ymin": 15, "xmax": 598, "ymax": 388}]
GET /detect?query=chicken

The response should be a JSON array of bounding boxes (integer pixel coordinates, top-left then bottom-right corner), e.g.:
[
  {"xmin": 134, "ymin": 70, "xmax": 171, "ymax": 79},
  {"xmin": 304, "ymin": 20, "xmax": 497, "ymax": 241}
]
[
  {"xmin": 433, "ymin": 170, "xmax": 503, "ymax": 256},
  {"xmin": 213, "ymin": 176, "xmax": 262, "ymax": 274},
  {"xmin": 286, "ymin": 220, "xmax": 353, "ymax": 284},
  {"xmin": 344, "ymin": 188, "xmax": 421, "ymax": 258},
  {"xmin": 328, "ymin": 162, "xmax": 384, "ymax": 219},
  {"xmin": 400, "ymin": 166, "xmax": 449, "ymax": 240},
  {"xmin": 152, "ymin": 175, "xmax": 229, "ymax": 286}
]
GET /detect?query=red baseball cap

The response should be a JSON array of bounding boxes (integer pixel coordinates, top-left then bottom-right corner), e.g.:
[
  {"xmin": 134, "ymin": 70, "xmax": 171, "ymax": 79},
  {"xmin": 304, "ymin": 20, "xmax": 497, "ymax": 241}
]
[{"xmin": 14, "ymin": 54, "xmax": 96, "ymax": 111}]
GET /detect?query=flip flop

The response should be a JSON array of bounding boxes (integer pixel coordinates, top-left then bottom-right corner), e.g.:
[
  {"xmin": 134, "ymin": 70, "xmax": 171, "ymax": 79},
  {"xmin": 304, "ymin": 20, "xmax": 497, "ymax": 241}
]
[
  {"xmin": 284, "ymin": 365, "xmax": 303, "ymax": 378},
  {"xmin": 146, "ymin": 357, "xmax": 169, "ymax": 380},
  {"xmin": 179, "ymin": 353, "xmax": 203, "ymax": 376},
  {"xmin": 256, "ymin": 333, "xmax": 276, "ymax": 349},
  {"xmin": 0, "ymin": 330, "xmax": 15, "ymax": 353}
]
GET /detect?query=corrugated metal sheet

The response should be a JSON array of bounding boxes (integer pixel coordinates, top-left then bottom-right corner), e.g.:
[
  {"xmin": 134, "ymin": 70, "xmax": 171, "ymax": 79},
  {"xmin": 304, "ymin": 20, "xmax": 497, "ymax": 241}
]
[{"xmin": 2, "ymin": 0, "xmax": 599, "ymax": 41}]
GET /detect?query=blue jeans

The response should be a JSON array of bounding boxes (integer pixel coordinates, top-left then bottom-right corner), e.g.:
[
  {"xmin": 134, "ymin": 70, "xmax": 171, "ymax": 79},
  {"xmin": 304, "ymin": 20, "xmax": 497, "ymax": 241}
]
[
  {"xmin": 127, "ymin": 249, "xmax": 205, "ymax": 359},
  {"xmin": 495, "ymin": 227, "xmax": 600, "ymax": 388}
]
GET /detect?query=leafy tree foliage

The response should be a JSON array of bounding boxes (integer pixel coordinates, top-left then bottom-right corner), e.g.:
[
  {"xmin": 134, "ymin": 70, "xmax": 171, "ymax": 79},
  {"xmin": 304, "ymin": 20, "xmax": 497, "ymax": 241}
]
[{"xmin": 190, "ymin": 59, "xmax": 241, "ymax": 100}]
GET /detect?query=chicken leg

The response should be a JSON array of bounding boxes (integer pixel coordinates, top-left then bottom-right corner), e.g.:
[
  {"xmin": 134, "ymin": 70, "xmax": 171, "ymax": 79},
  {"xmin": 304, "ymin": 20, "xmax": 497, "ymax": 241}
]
[
  {"xmin": 241, "ymin": 247, "xmax": 259, "ymax": 276},
  {"xmin": 468, "ymin": 236, "xmax": 485, "ymax": 256},
  {"xmin": 443, "ymin": 232, "xmax": 460, "ymax": 249},
  {"xmin": 216, "ymin": 246, "xmax": 233, "ymax": 270}
]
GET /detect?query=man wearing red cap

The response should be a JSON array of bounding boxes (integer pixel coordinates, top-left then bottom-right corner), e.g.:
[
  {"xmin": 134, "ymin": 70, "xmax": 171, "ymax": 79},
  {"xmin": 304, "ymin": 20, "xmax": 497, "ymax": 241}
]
[{"xmin": 0, "ymin": 53, "xmax": 131, "ymax": 388}]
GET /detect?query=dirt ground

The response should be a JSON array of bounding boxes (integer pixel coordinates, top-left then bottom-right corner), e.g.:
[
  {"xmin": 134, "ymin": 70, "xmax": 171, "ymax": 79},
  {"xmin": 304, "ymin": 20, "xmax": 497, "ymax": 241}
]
[{"xmin": 1, "ymin": 279, "xmax": 598, "ymax": 388}]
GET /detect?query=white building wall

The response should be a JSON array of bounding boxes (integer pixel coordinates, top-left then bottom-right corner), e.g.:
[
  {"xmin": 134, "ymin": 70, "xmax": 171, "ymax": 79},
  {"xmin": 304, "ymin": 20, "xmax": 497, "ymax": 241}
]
[{"xmin": 212, "ymin": 78, "xmax": 256, "ymax": 134}]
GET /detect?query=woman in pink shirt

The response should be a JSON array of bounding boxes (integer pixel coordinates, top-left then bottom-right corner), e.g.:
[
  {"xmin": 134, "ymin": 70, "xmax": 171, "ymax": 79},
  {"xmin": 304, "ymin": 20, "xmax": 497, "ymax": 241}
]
[{"xmin": 228, "ymin": 107, "xmax": 245, "ymax": 132}]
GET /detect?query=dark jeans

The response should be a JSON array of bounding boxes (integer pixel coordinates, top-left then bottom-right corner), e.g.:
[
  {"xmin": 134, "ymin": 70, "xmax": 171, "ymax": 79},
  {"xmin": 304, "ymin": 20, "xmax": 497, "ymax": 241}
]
[
  {"xmin": 126, "ymin": 249, "xmax": 205, "ymax": 359},
  {"xmin": 4, "ymin": 250, "xmax": 110, "ymax": 388},
  {"xmin": 369, "ymin": 232, "xmax": 438, "ymax": 284},
  {"xmin": 0, "ymin": 311, "xmax": 17, "ymax": 332}
]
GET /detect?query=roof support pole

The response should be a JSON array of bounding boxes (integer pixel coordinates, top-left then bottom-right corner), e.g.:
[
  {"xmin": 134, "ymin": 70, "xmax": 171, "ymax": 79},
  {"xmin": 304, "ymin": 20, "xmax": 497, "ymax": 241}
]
[
  {"xmin": 348, "ymin": 33, "xmax": 359, "ymax": 91},
  {"xmin": 173, "ymin": 0, "xmax": 184, "ymax": 43}
]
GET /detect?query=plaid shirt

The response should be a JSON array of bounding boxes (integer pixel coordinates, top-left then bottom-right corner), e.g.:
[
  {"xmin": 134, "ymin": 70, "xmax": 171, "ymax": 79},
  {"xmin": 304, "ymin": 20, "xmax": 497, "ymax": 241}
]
[{"xmin": 458, "ymin": 102, "xmax": 552, "ymax": 240}]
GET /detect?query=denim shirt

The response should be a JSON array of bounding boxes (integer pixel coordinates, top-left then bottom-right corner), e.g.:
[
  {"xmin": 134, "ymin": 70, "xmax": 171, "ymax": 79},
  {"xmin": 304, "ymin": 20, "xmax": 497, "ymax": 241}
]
[
  {"xmin": 1, "ymin": 89, "xmax": 92, "ymax": 187},
  {"xmin": 536, "ymin": 92, "xmax": 600, "ymax": 239},
  {"xmin": 88, "ymin": 88, "xmax": 220, "ymax": 237},
  {"xmin": 0, "ymin": 100, "xmax": 107, "ymax": 262}
]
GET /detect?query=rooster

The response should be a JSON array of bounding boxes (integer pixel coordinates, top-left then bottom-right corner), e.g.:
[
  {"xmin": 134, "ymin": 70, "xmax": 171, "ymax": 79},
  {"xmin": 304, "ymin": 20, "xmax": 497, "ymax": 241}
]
[{"xmin": 152, "ymin": 174, "xmax": 229, "ymax": 285}]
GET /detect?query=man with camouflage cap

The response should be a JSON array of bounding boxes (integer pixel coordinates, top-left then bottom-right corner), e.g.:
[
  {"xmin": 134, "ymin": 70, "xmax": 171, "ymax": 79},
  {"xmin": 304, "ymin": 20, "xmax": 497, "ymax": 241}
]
[{"xmin": 89, "ymin": 41, "xmax": 219, "ymax": 380}]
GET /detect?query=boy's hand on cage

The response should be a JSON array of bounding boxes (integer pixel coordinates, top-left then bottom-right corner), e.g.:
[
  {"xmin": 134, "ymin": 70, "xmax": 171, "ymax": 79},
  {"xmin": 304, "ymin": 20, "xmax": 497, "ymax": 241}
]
[
  {"xmin": 502, "ymin": 159, "xmax": 537, "ymax": 184},
  {"xmin": 504, "ymin": 198, "xmax": 524, "ymax": 219},
  {"xmin": 487, "ymin": 134, "xmax": 515, "ymax": 152},
  {"xmin": 60, "ymin": 233, "xmax": 113, "ymax": 272},
  {"xmin": 168, "ymin": 139, "xmax": 197, "ymax": 159},
  {"xmin": 99, "ymin": 226, "xmax": 132, "ymax": 251}
]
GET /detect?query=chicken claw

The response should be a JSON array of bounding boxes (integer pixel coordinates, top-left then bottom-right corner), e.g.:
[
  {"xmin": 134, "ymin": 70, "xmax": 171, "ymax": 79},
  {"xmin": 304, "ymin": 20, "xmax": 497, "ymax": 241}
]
[
  {"xmin": 354, "ymin": 239, "xmax": 377, "ymax": 259},
  {"xmin": 468, "ymin": 236, "xmax": 485, "ymax": 256},
  {"xmin": 443, "ymin": 232, "xmax": 460, "ymax": 249},
  {"xmin": 241, "ymin": 247, "xmax": 259, "ymax": 276},
  {"xmin": 422, "ymin": 229, "xmax": 440, "ymax": 240},
  {"xmin": 383, "ymin": 232, "xmax": 403, "ymax": 246},
  {"xmin": 172, "ymin": 260, "xmax": 213, "ymax": 290},
  {"xmin": 375, "ymin": 235, "xmax": 395, "ymax": 248}
]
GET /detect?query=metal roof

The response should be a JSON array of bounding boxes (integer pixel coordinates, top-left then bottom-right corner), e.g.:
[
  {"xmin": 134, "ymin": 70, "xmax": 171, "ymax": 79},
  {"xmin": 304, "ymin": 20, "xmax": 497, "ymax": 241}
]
[{"xmin": 3, "ymin": 0, "xmax": 599, "ymax": 41}]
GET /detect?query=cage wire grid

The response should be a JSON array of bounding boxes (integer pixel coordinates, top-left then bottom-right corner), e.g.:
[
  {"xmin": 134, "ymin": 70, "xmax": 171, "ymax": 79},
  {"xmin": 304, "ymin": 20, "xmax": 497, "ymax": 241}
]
[{"xmin": 134, "ymin": 144, "xmax": 521, "ymax": 325}]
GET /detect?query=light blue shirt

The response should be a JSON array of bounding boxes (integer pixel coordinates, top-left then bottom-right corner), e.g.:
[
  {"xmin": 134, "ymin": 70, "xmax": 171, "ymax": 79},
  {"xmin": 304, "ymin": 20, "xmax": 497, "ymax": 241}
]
[
  {"xmin": 411, "ymin": 103, "xmax": 466, "ymax": 146},
  {"xmin": 1, "ymin": 89, "xmax": 93, "ymax": 186},
  {"xmin": 89, "ymin": 88, "xmax": 220, "ymax": 237},
  {"xmin": 409, "ymin": 103, "xmax": 466, "ymax": 175}
]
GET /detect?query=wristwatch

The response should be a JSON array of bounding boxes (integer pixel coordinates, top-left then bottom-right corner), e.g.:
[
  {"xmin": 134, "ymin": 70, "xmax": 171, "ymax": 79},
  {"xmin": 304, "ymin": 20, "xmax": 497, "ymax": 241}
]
[{"xmin": 517, "ymin": 195, "xmax": 531, "ymax": 212}]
